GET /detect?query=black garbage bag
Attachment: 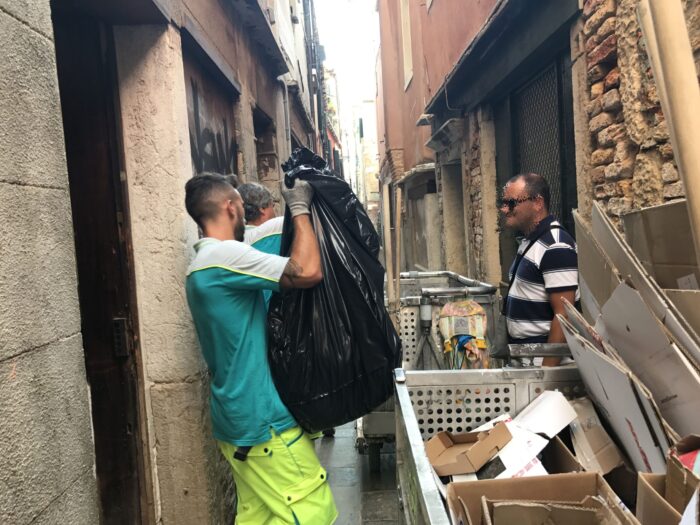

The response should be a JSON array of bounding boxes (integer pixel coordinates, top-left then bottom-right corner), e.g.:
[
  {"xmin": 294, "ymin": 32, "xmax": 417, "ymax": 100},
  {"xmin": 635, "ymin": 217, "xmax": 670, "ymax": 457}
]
[{"xmin": 267, "ymin": 148, "xmax": 402, "ymax": 433}]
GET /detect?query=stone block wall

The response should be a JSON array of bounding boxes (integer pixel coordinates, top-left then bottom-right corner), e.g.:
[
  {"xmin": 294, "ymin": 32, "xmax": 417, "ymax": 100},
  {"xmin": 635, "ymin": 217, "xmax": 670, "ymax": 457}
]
[
  {"xmin": 114, "ymin": 25, "xmax": 235, "ymax": 523},
  {"xmin": 582, "ymin": 0, "xmax": 700, "ymax": 223},
  {"xmin": 0, "ymin": 2, "xmax": 99, "ymax": 523}
]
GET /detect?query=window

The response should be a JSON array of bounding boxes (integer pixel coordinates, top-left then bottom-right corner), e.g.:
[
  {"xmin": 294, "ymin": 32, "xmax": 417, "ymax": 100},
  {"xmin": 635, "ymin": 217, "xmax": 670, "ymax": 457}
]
[
  {"xmin": 495, "ymin": 50, "xmax": 577, "ymax": 281},
  {"xmin": 399, "ymin": 0, "xmax": 413, "ymax": 89}
]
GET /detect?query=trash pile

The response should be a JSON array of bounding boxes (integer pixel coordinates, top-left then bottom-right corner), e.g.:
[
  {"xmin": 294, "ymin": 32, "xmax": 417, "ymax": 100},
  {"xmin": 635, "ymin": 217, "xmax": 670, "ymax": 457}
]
[{"xmin": 422, "ymin": 199, "xmax": 700, "ymax": 524}]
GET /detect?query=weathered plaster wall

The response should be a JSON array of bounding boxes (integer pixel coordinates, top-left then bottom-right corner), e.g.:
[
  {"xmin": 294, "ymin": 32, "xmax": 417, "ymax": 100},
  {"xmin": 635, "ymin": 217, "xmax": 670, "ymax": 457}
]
[
  {"xmin": 0, "ymin": 2, "xmax": 99, "ymax": 523},
  {"xmin": 377, "ymin": 0, "xmax": 405, "ymax": 181},
  {"xmin": 114, "ymin": 24, "xmax": 234, "ymax": 524},
  {"xmin": 400, "ymin": 0, "xmax": 433, "ymax": 171},
  {"xmin": 420, "ymin": 0, "xmax": 499, "ymax": 100},
  {"xmin": 581, "ymin": 0, "xmax": 700, "ymax": 224}
]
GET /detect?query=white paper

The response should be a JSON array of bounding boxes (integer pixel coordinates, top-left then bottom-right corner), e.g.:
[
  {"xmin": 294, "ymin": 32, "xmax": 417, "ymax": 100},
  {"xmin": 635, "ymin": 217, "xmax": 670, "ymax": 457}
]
[
  {"xmin": 472, "ymin": 414, "xmax": 512, "ymax": 432},
  {"xmin": 513, "ymin": 390, "xmax": 577, "ymax": 438},
  {"xmin": 680, "ymin": 488, "xmax": 699, "ymax": 525},
  {"xmin": 490, "ymin": 422, "xmax": 550, "ymax": 479}
]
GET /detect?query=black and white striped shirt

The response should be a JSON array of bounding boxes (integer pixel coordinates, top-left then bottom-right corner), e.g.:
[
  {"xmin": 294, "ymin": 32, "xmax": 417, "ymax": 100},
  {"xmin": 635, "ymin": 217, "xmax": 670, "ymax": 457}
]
[{"xmin": 505, "ymin": 215, "xmax": 579, "ymax": 342}]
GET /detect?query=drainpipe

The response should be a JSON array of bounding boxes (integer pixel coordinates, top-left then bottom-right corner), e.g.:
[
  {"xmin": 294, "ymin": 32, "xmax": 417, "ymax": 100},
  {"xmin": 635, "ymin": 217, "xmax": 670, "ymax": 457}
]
[
  {"xmin": 280, "ymin": 78, "xmax": 292, "ymax": 157},
  {"xmin": 640, "ymin": 0, "xmax": 700, "ymax": 268}
]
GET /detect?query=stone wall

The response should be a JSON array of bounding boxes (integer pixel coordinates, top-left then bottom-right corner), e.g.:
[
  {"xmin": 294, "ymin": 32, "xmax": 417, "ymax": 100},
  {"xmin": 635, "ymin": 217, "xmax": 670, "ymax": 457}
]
[
  {"xmin": 114, "ymin": 25, "xmax": 234, "ymax": 524},
  {"xmin": 0, "ymin": 1, "xmax": 99, "ymax": 523},
  {"xmin": 582, "ymin": 0, "xmax": 700, "ymax": 224}
]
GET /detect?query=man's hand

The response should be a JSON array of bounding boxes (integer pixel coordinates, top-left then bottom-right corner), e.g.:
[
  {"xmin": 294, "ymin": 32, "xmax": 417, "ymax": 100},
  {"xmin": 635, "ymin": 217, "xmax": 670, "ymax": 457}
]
[
  {"xmin": 281, "ymin": 178, "xmax": 314, "ymax": 217},
  {"xmin": 543, "ymin": 289, "xmax": 577, "ymax": 366}
]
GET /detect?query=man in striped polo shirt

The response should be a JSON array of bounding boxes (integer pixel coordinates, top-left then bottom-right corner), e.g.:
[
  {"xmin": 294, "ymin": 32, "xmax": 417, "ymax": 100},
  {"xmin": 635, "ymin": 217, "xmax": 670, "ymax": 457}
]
[{"xmin": 500, "ymin": 173, "xmax": 579, "ymax": 366}]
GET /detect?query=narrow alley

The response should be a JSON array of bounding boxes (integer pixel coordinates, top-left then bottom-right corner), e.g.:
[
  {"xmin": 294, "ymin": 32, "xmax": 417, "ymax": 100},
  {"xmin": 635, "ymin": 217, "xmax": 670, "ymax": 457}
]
[{"xmin": 2, "ymin": 0, "xmax": 700, "ymax": 524}]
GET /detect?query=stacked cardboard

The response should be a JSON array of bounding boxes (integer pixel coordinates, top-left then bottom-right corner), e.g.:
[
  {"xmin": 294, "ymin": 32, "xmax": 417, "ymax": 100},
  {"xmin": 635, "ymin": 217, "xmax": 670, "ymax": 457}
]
[
  {"xmin": 423, "ymin": 391, "xmax": 640, "ymax": 524},
  {"xmin": 565, "ymin": 200, "xmax": 700, "ymax": 524}
]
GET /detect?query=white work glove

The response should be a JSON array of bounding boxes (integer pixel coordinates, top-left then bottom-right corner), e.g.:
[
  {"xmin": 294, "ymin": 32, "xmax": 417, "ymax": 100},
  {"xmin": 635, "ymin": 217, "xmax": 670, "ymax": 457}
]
[{"xmin": 281, "ymin": 178, "xmax": 314, "ymax": 217}]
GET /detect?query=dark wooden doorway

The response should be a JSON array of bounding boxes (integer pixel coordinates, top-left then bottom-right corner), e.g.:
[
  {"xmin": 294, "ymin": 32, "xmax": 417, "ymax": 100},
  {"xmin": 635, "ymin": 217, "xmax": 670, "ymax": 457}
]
[{"xmin": 52, "ymin": 10, "xmax": 147, "ymax": 524}]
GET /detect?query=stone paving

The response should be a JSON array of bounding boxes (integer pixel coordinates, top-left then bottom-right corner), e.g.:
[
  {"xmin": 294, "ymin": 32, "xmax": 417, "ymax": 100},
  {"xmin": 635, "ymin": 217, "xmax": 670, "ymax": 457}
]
[{"xmin": 315, "ymin": 423, "xmax": 399, "ymax": 524}]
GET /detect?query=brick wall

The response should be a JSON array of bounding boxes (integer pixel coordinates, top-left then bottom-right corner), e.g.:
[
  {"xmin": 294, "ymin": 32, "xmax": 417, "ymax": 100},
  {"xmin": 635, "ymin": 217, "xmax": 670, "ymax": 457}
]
[
  {"xmin": 465, "ymin": 114, "xmax": 486, "ymax": 280},
  {"xmin": 583, "ymin": 0, "xmax": 700, "ymax": 223}
]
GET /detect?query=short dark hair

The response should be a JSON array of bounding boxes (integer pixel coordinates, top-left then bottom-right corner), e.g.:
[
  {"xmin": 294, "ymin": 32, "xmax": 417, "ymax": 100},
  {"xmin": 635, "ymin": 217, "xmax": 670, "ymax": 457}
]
[
  {"xmin": 185, "ymin": 173, "xmax": 236, "ymax": 228},
  {"xmin": 509, "ymin": 172, "xmax": 550, "ymax": 210},
  {"xmin": 238, "ymin": 182, "xmax": 274, "ymax": 223}
]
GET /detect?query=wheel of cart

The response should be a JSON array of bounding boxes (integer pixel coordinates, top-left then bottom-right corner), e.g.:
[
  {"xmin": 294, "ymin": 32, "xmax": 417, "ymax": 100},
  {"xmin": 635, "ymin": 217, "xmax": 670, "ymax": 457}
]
[
  {"xmin": 394, "ymin": 360, "xmax": 585, "ymax": 524},
  {"xmin": 356, "ymin": 271, "xmax": 501, "ymax": 472}
]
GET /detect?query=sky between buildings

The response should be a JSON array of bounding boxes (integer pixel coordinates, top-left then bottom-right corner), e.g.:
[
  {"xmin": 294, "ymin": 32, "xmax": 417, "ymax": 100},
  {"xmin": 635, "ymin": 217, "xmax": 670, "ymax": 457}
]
[{"xmin": 316, "ymin": 0, "xmax": 380, "ymax": 117}]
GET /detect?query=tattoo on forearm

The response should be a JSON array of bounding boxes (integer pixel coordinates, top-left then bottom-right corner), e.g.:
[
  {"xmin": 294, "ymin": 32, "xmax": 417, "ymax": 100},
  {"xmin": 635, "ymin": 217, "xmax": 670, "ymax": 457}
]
[{"xmin": 283, "ymin": 259, "xmax": 303, "ymax": 283}]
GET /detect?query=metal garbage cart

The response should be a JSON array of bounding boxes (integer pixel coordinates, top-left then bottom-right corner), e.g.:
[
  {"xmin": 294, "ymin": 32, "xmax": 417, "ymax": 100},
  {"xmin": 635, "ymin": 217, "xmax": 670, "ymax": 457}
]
[
  {"xmin": 356, "ymin": 271, "xmax": 500, "ymax": 471},
  {"xmin": 394, "ymin": 367, "xmax": 585, "ymax": 525}
]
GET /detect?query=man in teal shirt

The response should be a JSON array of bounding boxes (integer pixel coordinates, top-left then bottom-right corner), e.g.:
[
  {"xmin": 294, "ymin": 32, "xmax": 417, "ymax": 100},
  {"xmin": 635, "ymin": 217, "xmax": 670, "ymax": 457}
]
[{"xmin": 185, "ymin": 173, "xmax": 336, "ymax": 524}]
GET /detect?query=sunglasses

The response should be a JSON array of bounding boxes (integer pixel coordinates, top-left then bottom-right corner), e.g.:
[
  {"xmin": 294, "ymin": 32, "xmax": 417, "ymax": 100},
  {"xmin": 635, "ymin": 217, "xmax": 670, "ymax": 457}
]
[{"xmin": 498, "ymin": 196, "xmax": 536, "ymax": 211}]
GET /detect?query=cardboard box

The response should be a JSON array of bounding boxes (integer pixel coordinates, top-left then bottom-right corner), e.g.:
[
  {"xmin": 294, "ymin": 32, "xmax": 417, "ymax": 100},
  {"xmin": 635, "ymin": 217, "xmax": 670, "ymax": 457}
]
[
  {"xmin": 622, "ymin": 200, "xmax": 699, "ymax": 290},
  {"xmin": 592, "ymin": 202, "xmax": 700, "ymax": 374},
  {"xmin": 482, "ymin": 497, "xmax": 623, "ymax": 525},
  {"xmin": 446, "ymin": 472, "xmax": 639, "ymax": 525},
  {"xmin": 431, "ymin": 436, "xmax": 583, "ymax": 499},
  {"xmin": 668, "ymin": 436, "xmax": 700, "ymax": 513},
  {"xmin": 636, "ymin": 437, "xmax": 700, "ymax": 525},
  {"xmin": 569, "ymin": 397, "xmax": 624, "ymax": 475},
  {"xmin": 636, "ymin": 473, "xmax": 682, "ymax": 525},
  {"xmin": 425, "ymin": 422, "xmax": 511, "ymax": 477}
]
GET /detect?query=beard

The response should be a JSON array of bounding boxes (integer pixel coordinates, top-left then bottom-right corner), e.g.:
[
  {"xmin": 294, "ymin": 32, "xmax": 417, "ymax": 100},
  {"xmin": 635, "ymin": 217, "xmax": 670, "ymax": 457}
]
[{"xmin": 234, "ymin": 220, "xmax": 245, "ymax": 242}]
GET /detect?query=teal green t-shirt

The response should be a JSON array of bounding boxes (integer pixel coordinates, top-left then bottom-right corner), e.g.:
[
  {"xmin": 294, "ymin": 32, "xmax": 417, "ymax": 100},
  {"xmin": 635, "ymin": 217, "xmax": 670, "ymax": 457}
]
[
  {"xmin": 186, "ymin": 237, "xmax": 296, "ymax": 446},
  {"xmin": 244, "ymin": 217, "xmax": 284, "ymax": 309}
]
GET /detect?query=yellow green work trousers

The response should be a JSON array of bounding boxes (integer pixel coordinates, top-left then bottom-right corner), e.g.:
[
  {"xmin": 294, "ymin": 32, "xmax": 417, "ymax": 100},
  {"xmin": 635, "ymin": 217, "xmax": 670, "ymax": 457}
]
[{"xmin": 219, "ymin": 427, "xmax": 337, "ymax": 525}]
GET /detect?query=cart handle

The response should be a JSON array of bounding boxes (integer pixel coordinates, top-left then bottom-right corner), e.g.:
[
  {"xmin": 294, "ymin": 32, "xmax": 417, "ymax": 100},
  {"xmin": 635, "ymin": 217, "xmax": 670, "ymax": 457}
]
[
  {"xmin": 400, "ymin": 270, "xmax": 497, "ymax": 295},
  {"xmin": 508, "ymin": 343, "xmax": 572, "ymax": 358}
]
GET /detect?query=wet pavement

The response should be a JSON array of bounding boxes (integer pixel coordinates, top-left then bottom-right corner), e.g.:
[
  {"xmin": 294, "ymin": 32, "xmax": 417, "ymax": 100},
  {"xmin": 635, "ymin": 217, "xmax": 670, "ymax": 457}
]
[{"xmin": 315, "ymin": 423, "xmax": 399, "ymax": 524}]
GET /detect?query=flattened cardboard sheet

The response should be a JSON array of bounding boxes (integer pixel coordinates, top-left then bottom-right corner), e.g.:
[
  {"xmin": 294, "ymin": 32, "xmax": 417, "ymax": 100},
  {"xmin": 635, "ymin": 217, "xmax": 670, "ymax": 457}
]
[
  {"xmin": 559, "ymin": 315, "xmax": 668, "ymax": 473},
  {"xmin": 599, "ymin": 282, "xmax": 700, "ymax": 436},
  {"xmin": 574, "ymin": 211, "xmax": 621, "ymax": 323}
]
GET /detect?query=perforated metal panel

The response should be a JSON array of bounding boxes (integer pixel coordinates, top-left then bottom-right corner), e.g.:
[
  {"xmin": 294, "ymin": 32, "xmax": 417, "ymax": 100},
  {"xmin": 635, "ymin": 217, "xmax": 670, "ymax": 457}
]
[
  {"xmin": 399, "ymin": 307, "xmax": 419, "ymax": 368},
  {"xmin": 408, "ymin": 384, "xmax": 515, "ymax": 439},
  {"xmin": 401, "ymin": 369, "xmax": 585, "ymax": 440},
  {"xmin": 399, "ymin": 306, "xmax": 444, "ymax": 370},
  {"xmin": 395, "ymin": 368, "xmax": 585, "ymax": 525}
]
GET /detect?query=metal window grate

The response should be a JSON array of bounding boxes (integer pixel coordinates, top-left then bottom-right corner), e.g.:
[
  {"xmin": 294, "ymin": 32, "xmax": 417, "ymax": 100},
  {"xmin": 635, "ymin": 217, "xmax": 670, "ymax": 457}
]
[{"xmin": 512, "ymin": 63, "xmax": 563, "ymax": 221}]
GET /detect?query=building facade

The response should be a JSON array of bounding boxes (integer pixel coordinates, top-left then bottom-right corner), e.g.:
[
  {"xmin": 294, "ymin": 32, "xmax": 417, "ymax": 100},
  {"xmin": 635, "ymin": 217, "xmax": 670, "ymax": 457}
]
[
  {"xmin": 376, "ymin": 0, "xmax": 698, "ymax": 285},
  {"xmin": 0, "ymin": 0, "xmax": 324, "ymax": 523}
]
